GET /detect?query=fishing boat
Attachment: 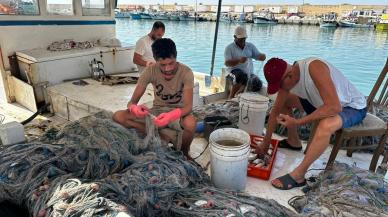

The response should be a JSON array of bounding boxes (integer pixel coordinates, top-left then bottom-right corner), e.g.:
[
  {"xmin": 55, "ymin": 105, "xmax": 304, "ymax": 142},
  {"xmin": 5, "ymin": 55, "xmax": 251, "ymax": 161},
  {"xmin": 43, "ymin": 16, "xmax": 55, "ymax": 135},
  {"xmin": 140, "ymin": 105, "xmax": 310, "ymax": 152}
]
[
  {"xmin": 178, "ymin": 11, "xmax": 196, "ymax": 21},
  {"xmin": 129, "ymin": 11, "xmax": 141, "ymax": 20},
  {"xmin": 319, "ymin": 12, "xmax": 338, "ymax": 28},
  {"xmin": 150, "ymin": 12, "xmax": 169, "ymax": 20},
  {"xmin": 179, "ymin": 15, "xmax": 195, "ymax": 21},
  {"xmin": 338, "ymin": 12, "xmax": 375, "ymax": 28},
  {"xmin": 0, "ymin": 0, "xmax": 386, "ymax": 215},
  {"xmin": 253, "ymin": 12, "xmax": 277, "ymax": 24},
  {"xmin": 235, "ymin": 12, "xmax": 246, "ymax": 23},
  {"xmin": 339, "ymin": 20, "xmax": 374, "ymax": 28},
  {"xmin": 169, "ymin": 12, "xmax": 180, "ymax": 21},
  {"xmin": 115, "ymin": 10, "xmax": 131, "ymax": 18},
  {"xmin": 348, "ymin": 9, "xmax": 380, "ymax": 23},
  {"xmin": 139, "ymin": 12, "xmax": 152, "ymax": 19},
  {"xmin": 220, "ymin": 12, "xmax": 232, "ymax": 22},
  {"xmin": 376, "ymin": 14, "xmax": 388, "ymax": 31}
]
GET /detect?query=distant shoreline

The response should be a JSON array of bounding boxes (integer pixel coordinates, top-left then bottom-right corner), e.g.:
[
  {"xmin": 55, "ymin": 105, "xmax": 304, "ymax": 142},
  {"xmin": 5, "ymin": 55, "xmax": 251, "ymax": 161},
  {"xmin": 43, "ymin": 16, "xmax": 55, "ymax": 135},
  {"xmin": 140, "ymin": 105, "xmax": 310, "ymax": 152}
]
[
  {"xmin": 117, "ymin": 4, "xmax": 387, "ymax": 17},
  {"xmin": 118, "ymin": 4, "xmax": 388, "ymax": 6}
]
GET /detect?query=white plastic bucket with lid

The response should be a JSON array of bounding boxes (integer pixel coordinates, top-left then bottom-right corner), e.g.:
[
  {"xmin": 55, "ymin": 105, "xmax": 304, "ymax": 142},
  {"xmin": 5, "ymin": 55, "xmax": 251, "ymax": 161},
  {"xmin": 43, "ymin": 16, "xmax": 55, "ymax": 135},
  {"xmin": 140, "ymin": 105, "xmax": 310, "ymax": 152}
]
[
  {"xmin": 238, "ymin": 93, "xmax": 269, "ymax": 136},
  {"xmin": 209, "ymin": 128, "xmax": 250, "ymax": 191}
]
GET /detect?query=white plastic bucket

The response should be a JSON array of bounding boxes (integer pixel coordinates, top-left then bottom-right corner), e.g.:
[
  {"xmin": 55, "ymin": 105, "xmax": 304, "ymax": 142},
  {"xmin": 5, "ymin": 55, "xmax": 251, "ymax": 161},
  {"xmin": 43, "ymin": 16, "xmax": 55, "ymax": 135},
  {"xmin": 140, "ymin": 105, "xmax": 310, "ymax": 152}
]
[
  {"xmin": 238, "ymin": 93, "xmax": 269, "ymax": 136},
  {"xmin": 209, "ymin": 128, "xmax": 250, "ymax": 191}
]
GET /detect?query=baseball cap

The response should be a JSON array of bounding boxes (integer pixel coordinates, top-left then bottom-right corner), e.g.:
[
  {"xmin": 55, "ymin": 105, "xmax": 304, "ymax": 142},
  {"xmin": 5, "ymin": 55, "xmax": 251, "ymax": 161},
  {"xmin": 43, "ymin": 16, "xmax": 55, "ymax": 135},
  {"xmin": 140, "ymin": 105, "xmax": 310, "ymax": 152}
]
[
  {"xmin": 234, "ymin": 26, "xmax": 247, "ymax": 39},
  {"xmin": 263, "ymin": 58, "xmax": 288, "ymax": 95}
]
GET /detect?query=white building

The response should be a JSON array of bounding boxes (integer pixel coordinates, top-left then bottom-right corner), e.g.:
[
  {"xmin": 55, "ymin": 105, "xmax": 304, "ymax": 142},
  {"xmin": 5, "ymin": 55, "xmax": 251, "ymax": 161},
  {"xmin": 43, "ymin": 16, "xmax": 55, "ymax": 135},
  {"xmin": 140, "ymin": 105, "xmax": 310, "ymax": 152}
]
[
  {"xmin": 288, "ymin": 6, "xmax": 299, "ymax": 14},
  {"xmin": 233, "ymin": 5, "xmax": 254, "ymax": 13},
  {"xmin": 196, "ymin": 5, "xmax": 210, "ymax": 12},
  {"xmin": 210, "ymin": 5, "xmax": 231, "ymax": 13},
  {"xmin": 259, "ymin": 6, "xmax": 282, "ymax": 14}
]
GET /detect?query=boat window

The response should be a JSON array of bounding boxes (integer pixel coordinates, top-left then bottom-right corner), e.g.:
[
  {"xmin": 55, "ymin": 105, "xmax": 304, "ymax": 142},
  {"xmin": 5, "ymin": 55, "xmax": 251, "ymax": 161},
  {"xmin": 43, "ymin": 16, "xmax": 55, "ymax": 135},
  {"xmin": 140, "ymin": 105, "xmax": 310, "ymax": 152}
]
[
  {"xmin": 47, "ymin": 0, "xmax": 73, "ymax": 15},
  {"xmin": 0, "ymin": 0, "xmax": 40, "ymax": 15},
  {"xmin": 81, "ymin": 0, "xmax": 110, "ymax": 16}
]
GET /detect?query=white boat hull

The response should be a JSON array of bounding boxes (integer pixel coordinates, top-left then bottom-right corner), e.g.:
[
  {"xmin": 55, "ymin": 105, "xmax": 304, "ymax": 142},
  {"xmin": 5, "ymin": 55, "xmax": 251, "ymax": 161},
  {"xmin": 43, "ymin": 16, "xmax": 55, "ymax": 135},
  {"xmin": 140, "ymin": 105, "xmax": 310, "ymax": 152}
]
[
  {"xmin": 179, "ymin": 16, "xmax": 195, "ymax": 21},
  {"xmin": 115, "ymin": 12, "xmax": 131, "ymax": 18},
  {"xmin": 339, "ymin": 20, "xmax": 373, "ymax": 28},
  {"xmin": 169, "ymin": 16, "xmax": 180, "ymax": 21},
  {"xmin": 253, "ymin": 18, "xmax": 277, "ymax": 24},
  {"xmin": 151, "ymin": 15, "xmax": 169, "ymax": 20},
  {"xmin": 320, "ymin": 22, "xmax": 337, "ymax": 28}
]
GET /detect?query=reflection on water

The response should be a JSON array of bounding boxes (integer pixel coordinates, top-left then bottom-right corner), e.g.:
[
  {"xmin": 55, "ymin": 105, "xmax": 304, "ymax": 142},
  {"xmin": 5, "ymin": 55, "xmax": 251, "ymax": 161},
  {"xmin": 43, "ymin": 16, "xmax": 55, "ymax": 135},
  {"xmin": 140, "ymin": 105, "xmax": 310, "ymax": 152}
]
[{"xmin": 116, "ymin": 19, "xmax": 388, "ymax": 95}]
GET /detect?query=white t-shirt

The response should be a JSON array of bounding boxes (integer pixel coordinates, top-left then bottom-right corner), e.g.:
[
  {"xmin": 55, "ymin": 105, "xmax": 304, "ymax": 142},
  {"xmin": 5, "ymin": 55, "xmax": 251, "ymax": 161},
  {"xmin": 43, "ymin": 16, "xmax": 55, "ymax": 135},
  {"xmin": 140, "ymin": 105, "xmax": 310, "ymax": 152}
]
[
  {"xmin": 224, "ymin": 42, "xmax": 262, "ymax": 75},
  {"xmin": 134, "ymin": 35, "xmax": 155, "ymax": 73}
]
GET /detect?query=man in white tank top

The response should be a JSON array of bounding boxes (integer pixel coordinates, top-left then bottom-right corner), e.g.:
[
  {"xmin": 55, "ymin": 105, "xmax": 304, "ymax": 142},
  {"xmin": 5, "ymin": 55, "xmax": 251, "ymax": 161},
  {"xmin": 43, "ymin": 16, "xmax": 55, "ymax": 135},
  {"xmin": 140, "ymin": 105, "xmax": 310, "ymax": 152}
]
[{"xmin": 257, "ymin": 57, "xmax": 366, "ymax": 190}]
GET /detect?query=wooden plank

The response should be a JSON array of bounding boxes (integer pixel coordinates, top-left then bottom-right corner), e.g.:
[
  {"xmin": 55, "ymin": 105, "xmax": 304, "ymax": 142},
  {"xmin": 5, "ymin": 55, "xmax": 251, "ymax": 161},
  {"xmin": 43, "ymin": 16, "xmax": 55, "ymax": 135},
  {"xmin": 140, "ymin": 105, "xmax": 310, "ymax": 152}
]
[
  {"xmin": 47, "ymin": 90, "xmax": 69, "ymax": 120},
  {"xmin": 11, "ymin": 76, "xmax": 37, "ymax": 112},
  {"xmin": 0, "ymin": 46, "xmax": 12, "ymax": 102}
]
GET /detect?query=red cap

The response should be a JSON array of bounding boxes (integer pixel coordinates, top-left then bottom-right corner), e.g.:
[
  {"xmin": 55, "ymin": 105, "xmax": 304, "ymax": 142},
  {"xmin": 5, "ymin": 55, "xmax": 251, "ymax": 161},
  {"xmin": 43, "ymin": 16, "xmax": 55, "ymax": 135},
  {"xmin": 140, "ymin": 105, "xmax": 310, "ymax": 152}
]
[{"xmin": 264, "ymin": 58, "xmax": 288, "ymax": 95}]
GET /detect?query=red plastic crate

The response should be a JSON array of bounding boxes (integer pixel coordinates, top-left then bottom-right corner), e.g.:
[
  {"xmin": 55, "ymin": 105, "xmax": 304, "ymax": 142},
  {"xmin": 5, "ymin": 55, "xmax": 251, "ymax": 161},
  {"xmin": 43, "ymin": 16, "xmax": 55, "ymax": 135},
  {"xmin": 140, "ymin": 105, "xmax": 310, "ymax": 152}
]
[{"xmin": 247, "ymin": 135, "xmax": 279, "ymax": 180}]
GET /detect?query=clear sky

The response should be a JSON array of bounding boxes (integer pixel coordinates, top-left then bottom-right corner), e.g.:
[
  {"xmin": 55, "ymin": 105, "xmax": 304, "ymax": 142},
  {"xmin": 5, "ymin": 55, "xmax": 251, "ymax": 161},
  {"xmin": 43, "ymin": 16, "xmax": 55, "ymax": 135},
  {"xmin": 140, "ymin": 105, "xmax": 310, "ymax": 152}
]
[{"xmin": 118, "ymin": 0, "xmax": 387, "ymax": 5}]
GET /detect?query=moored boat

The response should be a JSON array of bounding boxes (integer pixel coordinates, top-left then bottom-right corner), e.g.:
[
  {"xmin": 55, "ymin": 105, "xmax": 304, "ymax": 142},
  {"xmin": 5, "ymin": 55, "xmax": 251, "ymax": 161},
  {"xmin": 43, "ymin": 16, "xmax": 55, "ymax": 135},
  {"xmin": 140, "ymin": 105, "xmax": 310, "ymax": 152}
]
[
  {"xmin": 376, "ymin": 14, "xmax": 388, "ymax": 31},
  {"xmin": 339, "ymin": 20, "xmax": 374, "ymax": 28},
  {"xmin": 151, "ymin": 12, "xmax": 169, "ymax": 20},
  {"xmin": 129, "ymin": 12, "xmax": 141, "ymax": 20},
  {"xmin": 139, "ymin": 12, "xmax": 152, "ymax": 19},
  {"xmin": 253, "ymin": 12, "xmax": 277, "ymax": 24},
  {"xmin": 115, "ymin": 11, "xmax": 131, "ymax": 18},
  {"xmin": 320, "ymin": 12, "xmax": 338, "ymax": 28}
]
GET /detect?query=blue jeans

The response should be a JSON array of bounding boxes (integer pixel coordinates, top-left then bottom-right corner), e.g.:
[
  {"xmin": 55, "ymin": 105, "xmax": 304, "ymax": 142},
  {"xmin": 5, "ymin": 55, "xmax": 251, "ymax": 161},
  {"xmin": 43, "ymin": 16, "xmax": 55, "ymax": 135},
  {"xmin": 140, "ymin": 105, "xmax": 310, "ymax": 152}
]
[{"xmin": 299, "ymin": 98, "xmax": 367, "ymax": 128}]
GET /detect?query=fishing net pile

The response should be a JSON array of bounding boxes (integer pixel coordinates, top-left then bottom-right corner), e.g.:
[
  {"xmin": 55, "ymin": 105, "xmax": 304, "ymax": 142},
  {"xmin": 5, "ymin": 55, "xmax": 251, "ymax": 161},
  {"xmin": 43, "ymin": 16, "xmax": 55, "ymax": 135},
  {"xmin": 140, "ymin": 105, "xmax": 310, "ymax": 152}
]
[
  {"xmin": 193, "ymin": 101, "xmax": 240, "ymax": 126},
  {"xmin": 193, "ymin": 97, "xmax": 275, "ymax": 127},
  {"xmin": 0, "ymin": 111, "xmax": 296, "ymax": 217},
  {"xmin": 289, "ymin": 163, "xmax": 388, "ymax": 217}
]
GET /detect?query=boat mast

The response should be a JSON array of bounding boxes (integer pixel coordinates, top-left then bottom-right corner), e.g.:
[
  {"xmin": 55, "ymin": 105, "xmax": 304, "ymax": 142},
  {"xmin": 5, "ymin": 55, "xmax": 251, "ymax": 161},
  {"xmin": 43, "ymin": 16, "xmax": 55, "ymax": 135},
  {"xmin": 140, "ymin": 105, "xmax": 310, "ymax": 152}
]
[
  {"xmin": 210, "ymin": 0, "xmax": 222, "ymax": 76},
  {"xmin": 195, "ymin": 0, "xmax": 197, "ymax": 21}
]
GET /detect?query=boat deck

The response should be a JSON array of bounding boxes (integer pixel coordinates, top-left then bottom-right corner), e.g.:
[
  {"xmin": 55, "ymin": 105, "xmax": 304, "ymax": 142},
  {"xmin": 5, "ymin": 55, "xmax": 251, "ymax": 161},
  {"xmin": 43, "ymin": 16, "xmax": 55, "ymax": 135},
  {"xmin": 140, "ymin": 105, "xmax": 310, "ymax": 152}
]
[
  {"xmin": 0, "ymin": 78, "xmax": 386, "ymax": 211},
  {"xmin": 191, "ymin": 135, "xmax": 381, "ymax": 210},
  {"xmin": 45, "ymin": 72, "xmax": 220, "ymax": 120}
]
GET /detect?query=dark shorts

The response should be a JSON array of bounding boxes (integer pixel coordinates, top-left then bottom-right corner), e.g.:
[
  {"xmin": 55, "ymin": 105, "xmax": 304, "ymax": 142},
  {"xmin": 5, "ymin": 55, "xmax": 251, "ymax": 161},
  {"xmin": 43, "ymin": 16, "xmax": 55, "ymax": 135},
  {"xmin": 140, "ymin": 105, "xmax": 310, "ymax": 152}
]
[{"xmin": 299, "ymin": 98, "xmax": 367, "ymax": 129}]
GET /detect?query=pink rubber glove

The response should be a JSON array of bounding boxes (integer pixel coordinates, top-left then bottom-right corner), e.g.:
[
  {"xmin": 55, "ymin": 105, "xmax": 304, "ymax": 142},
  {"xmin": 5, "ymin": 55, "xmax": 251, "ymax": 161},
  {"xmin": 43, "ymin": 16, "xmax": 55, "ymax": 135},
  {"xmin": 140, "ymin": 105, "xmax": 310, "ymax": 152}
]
[
  {"xmin": 153, "ymin": 108, "xmax": 182, "ymax": 127},
  {"xmin": 128, "ymin": 104, "xmax": 149, "ymax": 118}
]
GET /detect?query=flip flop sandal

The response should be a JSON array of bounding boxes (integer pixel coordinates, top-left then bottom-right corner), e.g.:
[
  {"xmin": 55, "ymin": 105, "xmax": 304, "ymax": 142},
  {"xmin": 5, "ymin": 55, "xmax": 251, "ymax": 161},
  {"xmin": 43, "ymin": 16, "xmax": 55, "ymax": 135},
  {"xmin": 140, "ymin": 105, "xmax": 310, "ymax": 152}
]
[
  {"xmin": 278, "ymin": 140, "xmax": 303, "ymax": 151},
  {"xmin": 272, "ymin": 174, "xmax": 306, "ymax": 190}
]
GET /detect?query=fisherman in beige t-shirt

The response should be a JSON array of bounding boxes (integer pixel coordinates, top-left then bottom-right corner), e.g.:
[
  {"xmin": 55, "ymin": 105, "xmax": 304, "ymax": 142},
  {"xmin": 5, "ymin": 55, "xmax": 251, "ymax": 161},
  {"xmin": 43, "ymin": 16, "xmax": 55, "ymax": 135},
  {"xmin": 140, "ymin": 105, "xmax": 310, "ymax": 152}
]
[
  {"xmin": 114, "ymin": 38, "xmax": 196, "ymax": 158},
  {"xmin": 133, "ymin": 21, "xmax": 165, "ymax": 74}
]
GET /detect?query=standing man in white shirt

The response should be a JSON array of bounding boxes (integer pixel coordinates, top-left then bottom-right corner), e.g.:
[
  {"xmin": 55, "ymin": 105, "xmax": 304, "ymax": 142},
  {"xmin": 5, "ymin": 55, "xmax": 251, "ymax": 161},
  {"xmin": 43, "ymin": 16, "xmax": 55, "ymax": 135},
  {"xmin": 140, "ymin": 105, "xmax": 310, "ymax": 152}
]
[
  {"xmin": 224, "ymin": 26, "xmax": 266, "ymax": 98},
  {"xmin": 133, "ymin": 21, "xmax": 165, "ymax": 73}
]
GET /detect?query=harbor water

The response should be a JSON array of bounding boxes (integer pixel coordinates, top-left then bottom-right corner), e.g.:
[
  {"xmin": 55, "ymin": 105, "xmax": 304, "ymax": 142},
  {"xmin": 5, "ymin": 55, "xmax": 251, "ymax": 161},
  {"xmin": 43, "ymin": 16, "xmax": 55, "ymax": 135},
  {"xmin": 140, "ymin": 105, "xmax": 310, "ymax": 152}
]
[{"xmin": 116, "ymin": 19, "xmax": 388, "ymax": 96}]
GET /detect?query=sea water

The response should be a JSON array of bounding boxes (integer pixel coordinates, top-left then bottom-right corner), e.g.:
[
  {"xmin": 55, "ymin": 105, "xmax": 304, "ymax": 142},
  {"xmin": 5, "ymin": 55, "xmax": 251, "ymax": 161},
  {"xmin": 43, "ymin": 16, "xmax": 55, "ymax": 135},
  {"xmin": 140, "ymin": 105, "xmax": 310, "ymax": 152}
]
[{"xmin": 116, "ymin": 19, "xmax": 388, "ymax": 96}]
